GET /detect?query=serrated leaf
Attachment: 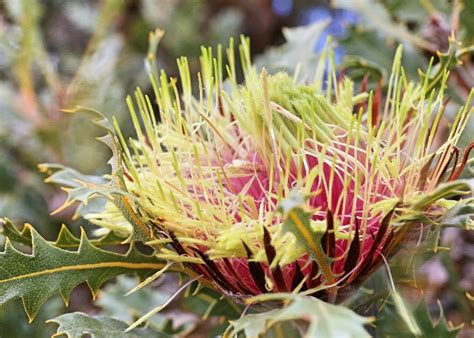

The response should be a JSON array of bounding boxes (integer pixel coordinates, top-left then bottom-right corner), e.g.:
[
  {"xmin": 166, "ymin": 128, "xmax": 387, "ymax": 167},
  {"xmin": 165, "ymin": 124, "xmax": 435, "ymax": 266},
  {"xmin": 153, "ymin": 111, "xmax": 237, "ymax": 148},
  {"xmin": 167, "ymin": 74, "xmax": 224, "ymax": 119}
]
[
  {"xmin": 1, "ymin": 218, "xmax": 128, "ymax": 249},
  {"xmin": 413, "ymin": 300, "xmax": 463, "ymax": 338},
  {"xmin": 348, "ymin": 268, "xmax": 464, "ymax": 337},
  {"xmin": 229, "ymin": 294, "xmax": 371, "ymax": 338},
  {"xmin": 40, "ymin": 163, "xmax": 107, "ymax": 189},
  {"xmin": 374, "ymin": 293, "xmax": 463, "ymax": 337},
  {"xmin": 45, "ymin": 108, "xmax": 153, "ymax": 242},
  {"xmin": 38, "ymin": 163, "xmax": 125, "ymax": 219},
  {"xmin": 0, "ymin": 218, "xmax": 33, "ymax": 247},
  {"xmin": 48, "ymin": 312, "xmax": 164, "ymax": 338},
  {"xmin": 230, "ymin": 309, "xmax": 278, "ymax": 337},
  {"xmin": 0, "ymin": 225, "xmax": 164, "ymax": 321}
]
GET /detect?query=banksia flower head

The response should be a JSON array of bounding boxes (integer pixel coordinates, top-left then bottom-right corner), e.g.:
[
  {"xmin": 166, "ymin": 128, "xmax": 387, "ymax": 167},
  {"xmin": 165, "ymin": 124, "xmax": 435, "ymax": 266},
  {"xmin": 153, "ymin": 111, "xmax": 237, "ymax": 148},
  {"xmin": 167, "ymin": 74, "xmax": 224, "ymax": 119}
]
[{"xmin": 82, "ymin": 34, "xmax": 473, "ymax": 302}]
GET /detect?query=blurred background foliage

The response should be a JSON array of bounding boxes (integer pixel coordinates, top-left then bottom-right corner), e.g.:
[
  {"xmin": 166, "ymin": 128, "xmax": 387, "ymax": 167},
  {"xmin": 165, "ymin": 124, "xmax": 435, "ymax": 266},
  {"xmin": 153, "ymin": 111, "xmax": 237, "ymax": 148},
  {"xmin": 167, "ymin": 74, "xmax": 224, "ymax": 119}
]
[{"xmin": 0, "ymin": 0, "xmax": 473, "ymax": 337}]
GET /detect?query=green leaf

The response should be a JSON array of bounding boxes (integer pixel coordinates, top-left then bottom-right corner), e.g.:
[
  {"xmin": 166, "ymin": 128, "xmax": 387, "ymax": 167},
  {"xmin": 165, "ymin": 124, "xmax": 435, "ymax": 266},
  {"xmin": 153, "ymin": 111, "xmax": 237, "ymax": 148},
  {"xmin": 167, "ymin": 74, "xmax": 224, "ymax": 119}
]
[
  {"xmin": 230, "ymin": 309, "xmax": 278, "ymax": 337},
  {"xmin": 334, "ymin": 0, "xmax": 433, "ymax": 51},
  {"xmin": 40, "ymin": 163, "xmax": 107, "ymax": 189},
  {"xmin": 1, "ymin": 218, "xmax": 128, "ymax": 249},
  {"xmin": 1, "ymin": 218, "xmax": 34, "ymax": 247},
  {"xmin": 413, "ymin": 300, "xmax": 463, "ymax": 338},
  {"xmin": 383, "ymin": 0, "xmax": 450, "ymax": 23},
  {"xmin": 0, "ymin": 297, "xmax": 63, "ymax": 338},
  {"xmin": 38, "ymin": 162, "xmax": 123, "ymax": 220},
  {"xmin": 375, "ymin": 295, "xmax": 463, "ymax": 337},
  {"xmin": 278, "ymin": 191, "xmax": 335, "ymax": 287},
  {"xmin": 96, "ymin": 276, "xmax": 183, "ymax": 333},
  {"xmin": 340, "ymin": 27, "xmax": 425, "ymax": 80},
  {"xmin": 0, "ymin": 224, "xmax": 164, "ymax": 321},
  {"xmin": 183, "ymin": 284, "xmax": 242, "ymax": 319},
  {"xmin": 229, "ymin": 294, "xmax": 371, "ymax": 338},
  {"xmin": 347, "ymin": 268, "xmax": 464, "ymax": 337},
  {"xmin": 439, "ymin": 202, "xmax": 474, "ymax": 230},
  {"xmin": 460, "ymin": 0, "xmax": 474, "ymax": 43},
  {"xmin": 54, "ymin": 107, "xmax": 153, "ymax": 242},
  {"xmin": 278, "ymin": 191, "xmax": 325, "ymax": 259},
  {"xmin": 255, "ymin": 21, "xmax": 328, "ymax": 76},
  {"xmin": 47, "ymin": 312, "xmax": 164, "ymax": 338}
]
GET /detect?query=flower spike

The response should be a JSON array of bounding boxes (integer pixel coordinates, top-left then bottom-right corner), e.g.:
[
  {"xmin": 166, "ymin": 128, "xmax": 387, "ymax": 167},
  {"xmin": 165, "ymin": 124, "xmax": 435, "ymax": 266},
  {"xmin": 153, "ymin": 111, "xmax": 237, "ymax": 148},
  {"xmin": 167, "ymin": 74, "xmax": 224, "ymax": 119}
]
[{"xmin": 67, "ymin": 36, "xmax": 473, "ymax": 302}]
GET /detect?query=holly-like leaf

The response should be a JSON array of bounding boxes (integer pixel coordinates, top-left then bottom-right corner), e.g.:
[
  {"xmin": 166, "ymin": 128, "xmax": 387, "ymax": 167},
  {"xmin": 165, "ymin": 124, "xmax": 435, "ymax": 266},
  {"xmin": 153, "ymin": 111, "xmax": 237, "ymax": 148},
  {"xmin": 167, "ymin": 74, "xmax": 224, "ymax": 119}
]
[
  {"xmin": 39, "ymin": 163, "xmax": 107, "ymax": 190},
  {"xmin": 0, "ymin": 224, "xmax": 164, "ymax": 321},
  {"xmin": 0, "ymin": 218, "xmax": 128, "ymax": 249},
  {"xmin": 47, "ymin": 312, "xmax": 164, "ymax": 338},
  {"xmin": 347, "ymin": 267, "xmax": 464, "ymax": 337},
  {"xmin": 229, "ymin": 294, "xmax": 371, "ymax": 337},
  {"xmin": 51, "ymin": 108, "xmax": 153, "ymax": 242},
  {"xmin": 1, "ymin": 218, "xmax": 34, "ymax": 247},
  {"xmin": 413, "ymin": 300, "xmax": 463, "ymax": 338},
  {"xmin": 374, "ymin": 293, "xmax": 463, "ymax": 337},
  {"xmin": 38, "ymin": 163, "xmax": 122, "ymax": 220},
  {"xmin": 229, "ymin": 309, "xmax": 278, "ymax": 337}
]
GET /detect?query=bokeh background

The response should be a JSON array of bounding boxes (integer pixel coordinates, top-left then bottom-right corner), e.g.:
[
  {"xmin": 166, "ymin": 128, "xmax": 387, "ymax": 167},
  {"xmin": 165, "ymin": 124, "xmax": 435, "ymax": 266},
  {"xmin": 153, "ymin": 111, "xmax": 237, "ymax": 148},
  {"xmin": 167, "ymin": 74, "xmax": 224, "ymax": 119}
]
[{"xmin": 0, "ymin": 0, "xmax": 473, "ymax": 337}]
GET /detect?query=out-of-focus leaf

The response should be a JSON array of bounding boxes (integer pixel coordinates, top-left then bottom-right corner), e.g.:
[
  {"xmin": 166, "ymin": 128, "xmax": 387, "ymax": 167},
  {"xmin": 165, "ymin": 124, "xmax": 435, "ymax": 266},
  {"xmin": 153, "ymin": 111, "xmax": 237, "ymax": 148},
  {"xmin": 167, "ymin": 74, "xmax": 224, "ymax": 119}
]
[
  {"xmin": 384, "ymin": 0, "xmax": 450, "ymax": 23},
  {"xmin": 375, "ymin": 296, "xmax": 462, "ymax": 337},
  {"xmin": 0, "ymin": 144, "xmax": 52, "ymax": 225},
  {"xmin": 255, "ymin": 21, "xmax": 328, "ymax": 76},
  {"xmin": 439, "ymin": 202, "xmax": 474, "ymax": 230},
  {"xmin": 0, "ymin": 188, "xmax": 50, "ymax": 227},
  {"xmin": 96, "ymin": 276, "xmax": 189, "ymax": 334},
  {"xmin": 341, "ymin": 55, "xmax": 386, "ymax": 82},
  {"xmin": 460, "ymin": 0, "xmax": 474, "ymax": 43},
  {"xmin": 413, "ymin": 300, "xmax": 463, "ymax": 338},
  {"xmin": 64, "ymin": 2, "xmax": 98, "ymax": 32},
  {"xmin": 0, "ymin": 224, "xmax": 164, "ymax": 321},
  {"xmin": 183, "ymin": 284, "xmax": 241, "ymax": 319},
  {"xmin": 340, "ymin": 29, "xmax": 394, "ymax": 75},
  {"xmin": 229, "ymin": 294, "xmax": 371, "ymax": 337},
  {"xmin": 341, "ymin": 28, "xmax": 425, "ymax": 79},
  {"xmin": 156, "ymin": 1, "xmax": 205, "ymax": 59},
  {"xmin": 66, "ymin": 35, "xmax": 123, "ymax": 106},
  {"xmin": 48, "ymin": 312, "xmax": 164, "ymax": 338},
  {"xmin": 0, "ymin": 297, "xmax": 63, "ymax": 338},
  {"xmin": 347, "ymin": 245, "xmax": 467, "ymax": 336},
  {"xmin": 208, "ymin": 8, "xmax": 244, "ymax": 46},
  {"xmin": 333, "ymin": 0, "xmax": 434, "ymax": 50}
]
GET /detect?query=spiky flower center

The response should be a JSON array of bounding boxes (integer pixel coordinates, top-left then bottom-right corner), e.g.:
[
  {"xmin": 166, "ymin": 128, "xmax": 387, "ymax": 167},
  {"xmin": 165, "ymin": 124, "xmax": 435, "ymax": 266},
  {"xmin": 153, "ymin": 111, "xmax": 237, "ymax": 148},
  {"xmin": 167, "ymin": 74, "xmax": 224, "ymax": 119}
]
[{"xmin": 85, "ymin": 37, "xmax": 473, "ymax": 297}]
